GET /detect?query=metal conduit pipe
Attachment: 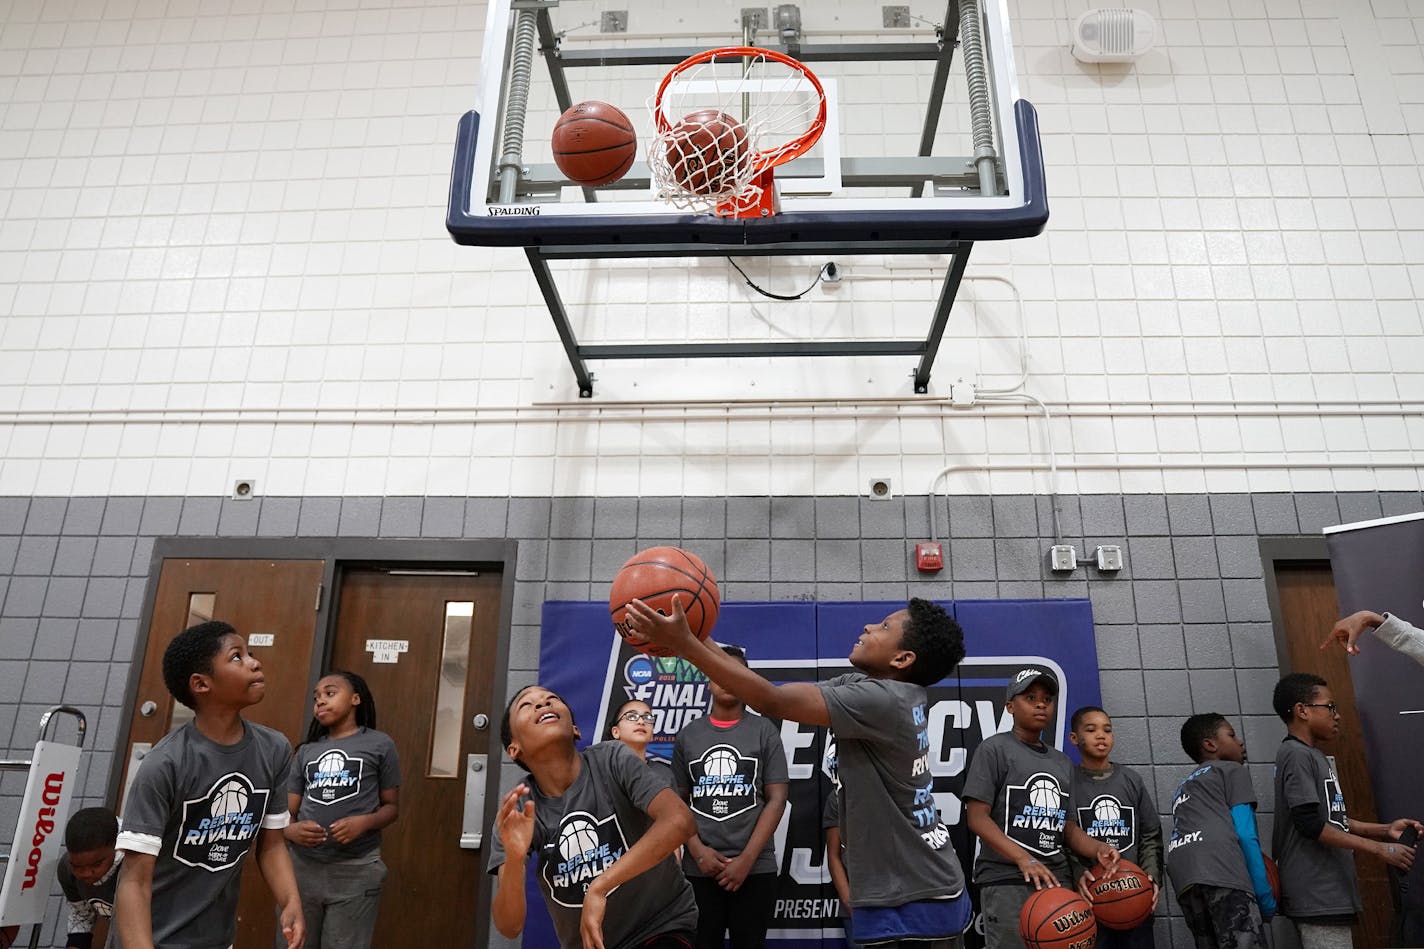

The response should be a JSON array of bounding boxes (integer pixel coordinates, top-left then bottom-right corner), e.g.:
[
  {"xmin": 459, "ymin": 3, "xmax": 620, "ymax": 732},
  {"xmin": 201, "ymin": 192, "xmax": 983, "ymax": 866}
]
[
  {"xmin": 925, "ymin": 459, "xmax": 1424, "ymax": 545},
  {"xmin": 975, "ymin": 392, "xmax": 1063, "ymax": 541},
  {"xmin": 497, "ymin": 8, "xmax": 538, "ymax": 204},
  {"xmin": 956, "ymin": 0, "xmax": 999, "ymax": 196}
]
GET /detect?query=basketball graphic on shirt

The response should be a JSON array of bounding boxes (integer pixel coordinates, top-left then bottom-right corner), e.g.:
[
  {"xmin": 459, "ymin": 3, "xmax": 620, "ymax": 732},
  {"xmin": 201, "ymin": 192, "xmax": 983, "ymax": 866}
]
[
  {"xmin": 211, "ymin": 779, "xmax": 249, "ymax": 818},
  {"xmin": 1004, "ymin": 772, "xmax": 1068, "ymax": 857},
  {"xmin": 317, "ymin": 750, "xmax": 346, "ymax": 774},
  {"xmin": 175, "ymin": 772, "xmax": 270, "ymax": 872},
  {"xmin": 1093, "ymin": 796, "xmax": 1121, "ymax": 824},
  {"xmin": 305, "ymin": 748, "xmax": 364, "ymax": 805},
  {"xmin": 544, "ymin": 811, "xmax": 630, "ymax": 908},
  {"xmin": 689, "ymin": 744, "xmax": 760, "ymax": 822},
  {"xmin": 558, "ymin": 817, "xmax": 603, "ymax": 863},
  {"xmin": 1028, "ymin": 776, "xmax": 1061, "ymax": 811}
]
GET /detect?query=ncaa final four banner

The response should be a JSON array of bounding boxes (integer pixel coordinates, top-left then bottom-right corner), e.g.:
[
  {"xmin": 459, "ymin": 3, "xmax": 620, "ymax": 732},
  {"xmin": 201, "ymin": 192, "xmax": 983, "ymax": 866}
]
[
  {"xmin": 530, "ymin": 598, "xmax": 1102, "ymax": 949},
  {"xmin": 1324, "ymin": 513, "xmax": 1424, "ymax": 844}
]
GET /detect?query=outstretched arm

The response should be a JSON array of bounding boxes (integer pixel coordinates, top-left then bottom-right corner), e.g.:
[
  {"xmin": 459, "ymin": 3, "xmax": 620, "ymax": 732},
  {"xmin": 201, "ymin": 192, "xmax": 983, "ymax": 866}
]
[
  {"xmin": 626, "ymin": 597, "xmax": 831, "ymax": 725},
  {"xmin": 1321, "ymin": 611, "xmax": 1424, "ymax": 667}
]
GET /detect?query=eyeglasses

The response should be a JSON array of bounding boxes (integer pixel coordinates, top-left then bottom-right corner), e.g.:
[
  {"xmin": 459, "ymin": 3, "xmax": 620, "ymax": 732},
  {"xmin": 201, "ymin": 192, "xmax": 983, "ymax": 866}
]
[
  {"xmin": 1301, "ymin": 702, "xmax": 1340, "ymax": 716},
  {"xmin": 620, "ymin": 711, "xmax": 656, "ymax": 724}
]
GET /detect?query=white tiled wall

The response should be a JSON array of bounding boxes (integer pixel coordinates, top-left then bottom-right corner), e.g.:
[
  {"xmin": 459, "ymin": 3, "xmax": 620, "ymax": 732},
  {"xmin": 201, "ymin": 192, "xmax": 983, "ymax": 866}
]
[{"xmin": 1, "ymin": 0, "xmax": 1423, "ymax": 498}]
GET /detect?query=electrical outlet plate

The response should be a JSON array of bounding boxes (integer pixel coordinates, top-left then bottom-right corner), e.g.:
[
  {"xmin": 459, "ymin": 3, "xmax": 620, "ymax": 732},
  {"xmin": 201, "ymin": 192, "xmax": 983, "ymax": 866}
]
[
  {"xmin": 867, "ymin": 477, "xmax": 894, "ymax": 500},
  {"xmin": 1094, "ymin": 545, "xmax": 1124, "ymax": 572},
  {"xmin": 1049, "ymin": 544, "xmax": 1077, "ymax": 572},
  {"xmin": 883, "ymin": 5, "xmax": 911, "ymax": 28},
  {"xmin": 232, "ymin": 479, "xmax": 257, "ymax": 500}
]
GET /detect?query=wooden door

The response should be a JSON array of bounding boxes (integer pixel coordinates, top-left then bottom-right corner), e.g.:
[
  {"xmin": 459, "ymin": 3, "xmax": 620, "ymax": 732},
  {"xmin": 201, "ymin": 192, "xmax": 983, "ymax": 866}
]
[
  {"xmin": 328, "ymin": 568, "xmax": 502, "ymax": 948},
  {"xmin": 1275, "ymin": 562, "xmax": 1390, "ymax": 949},
  {"xmin": 120, "ymin": 558, "xmax": 324, "ymax": 949}
]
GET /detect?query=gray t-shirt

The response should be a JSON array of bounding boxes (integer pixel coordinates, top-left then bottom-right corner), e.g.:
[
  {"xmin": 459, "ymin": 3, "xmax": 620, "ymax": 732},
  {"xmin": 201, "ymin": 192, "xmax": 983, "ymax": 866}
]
[
  {"xmin": 1165, "ymin": 760, "xmax": 1255, "ymax": 896},
  {"xmin": 287, "ymin": 727, "xmax": 401, "ymax": 862},
  {"xmin": 116, "ymin": 721, "xmax": 292, "ymax": 949},
  {"xmin": 1071, "ymin": 763, "xmax": 1163, "ymax": 883},
  {"xmin": 963, "ymin": 732, "xmax": 1075, "ymax": 886},
  {"xmin": 486, "ymin": 741, "xmax": 697, "ymax": 949},
  {"xmin": 1272, "ymin": 737, "xmax": 1360, "ymax": 917},
  {"xmin": 817, "ymin": 673, "xmax": 966, "ymax": 908},
  {"xmin": 671, "ymin": 713, "xmax": 789, "ymax": 876}
]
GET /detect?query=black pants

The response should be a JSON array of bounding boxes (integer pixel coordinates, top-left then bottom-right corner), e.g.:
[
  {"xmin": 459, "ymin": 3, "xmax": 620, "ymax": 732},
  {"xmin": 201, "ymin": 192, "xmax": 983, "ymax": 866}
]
[{"xmin": 690, "ymin": 873, "xmax": 779, "ymax": 949}]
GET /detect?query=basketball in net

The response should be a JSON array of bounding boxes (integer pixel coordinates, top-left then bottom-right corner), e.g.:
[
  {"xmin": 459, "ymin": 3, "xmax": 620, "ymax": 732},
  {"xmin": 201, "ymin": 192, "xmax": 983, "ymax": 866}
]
[
  {"xmin": 610, "ymin": 546, "xmax": 720, "ymax": 657},
  {"xmin": 1019, "ymin": 888, "xmax": 1097, "ymax": 949},
  {"xmin": 551, "ymin": 101, "xmax": 637, "ymax": 188},
  {"xmin": 664, "ymin": 109, "xmax": 750, "ymax": 196},
  {"xmin": 649, "ymin": 47, "xmax": 825, "ymax": 218},
  {"xmin": 1087, "ymin": 860, "xmax": 1154, "ymax": 930}
]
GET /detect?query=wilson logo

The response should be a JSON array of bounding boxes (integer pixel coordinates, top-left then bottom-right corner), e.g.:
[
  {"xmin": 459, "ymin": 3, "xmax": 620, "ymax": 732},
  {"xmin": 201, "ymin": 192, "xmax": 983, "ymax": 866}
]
[
  {"xmin": 20, "ymin": 772, "xmax": 65, "ymax": 890},
  {"xmin": 1094, "ymin": 876, "xmax": 1145, "ymax": 895},
  {"xmin": 1052, "ymin": 908, "xmax": 1093, "ymax": 933}
]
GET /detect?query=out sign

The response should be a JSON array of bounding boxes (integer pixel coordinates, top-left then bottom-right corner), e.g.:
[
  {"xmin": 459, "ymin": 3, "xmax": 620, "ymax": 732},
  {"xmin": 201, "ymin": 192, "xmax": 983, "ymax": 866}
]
[{"xmin": 365, "ymin": 639, "xmax": 409, "ymax": 664}]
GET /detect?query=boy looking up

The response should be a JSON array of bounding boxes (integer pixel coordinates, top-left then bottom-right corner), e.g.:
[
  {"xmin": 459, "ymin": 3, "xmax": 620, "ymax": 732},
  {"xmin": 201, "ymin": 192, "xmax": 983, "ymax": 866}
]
[
  {"xmin": 490, "ymin": 685, "xmax": 698, "ymax": 949},
  {"xmin": 56, "ymin": 807, "xmax": 121, "ymax": 949},
  {"xmin": 1168, "ymin": 713, "xmax": 1274, "ymax": 949},
  {"xmin": 1068, "ymin": 706, "xmax": 1163, "ymax": 949},
  {"xmin": 1270, "ymin": 673, "xmax": 1421, "ymax": 949},
  {"xmin": 115, "ymin": 621, "xmax": 304, "ymax": 949},
  {"xmin": 629, "ymin": 597, "xmax": 971, "ymax": 948},
  {"xmin": 963, "ymin": 669, "xmax": 1119, "ymax": 949}
]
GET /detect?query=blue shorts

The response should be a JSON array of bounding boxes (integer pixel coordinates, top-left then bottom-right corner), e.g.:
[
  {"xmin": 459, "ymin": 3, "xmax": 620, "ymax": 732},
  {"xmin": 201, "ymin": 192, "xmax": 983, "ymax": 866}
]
[{"xmin": 851, "ymin": 892, "xmax": 973, "ymax": 945}]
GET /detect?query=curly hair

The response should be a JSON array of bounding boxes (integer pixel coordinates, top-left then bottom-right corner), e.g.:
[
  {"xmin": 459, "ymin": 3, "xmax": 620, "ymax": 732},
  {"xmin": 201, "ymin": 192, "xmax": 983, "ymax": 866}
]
[
  {"xmin": 1272, "ymin": 672, "xmax": 1327, "ymax": 723},
  {"xmin": 65, "ymin": 807, "xmax": 118, "ymax": 852},
  {"xmin": 899, "ymin": 598, "xmax": 965, "ymax": 686},
  {"xmin": 1180, "ymin": 712, "xmax": 1228, "ymax": 763},
  {"xmin": 162, "ymin": 620, "xmax": 234, "ymax": 709}
]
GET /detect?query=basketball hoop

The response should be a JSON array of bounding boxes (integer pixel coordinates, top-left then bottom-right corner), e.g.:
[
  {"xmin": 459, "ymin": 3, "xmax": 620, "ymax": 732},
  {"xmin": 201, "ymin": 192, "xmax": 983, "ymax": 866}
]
[{"xmin": 649, "ymin": 47, "xmax": 827, "ymax": 219}]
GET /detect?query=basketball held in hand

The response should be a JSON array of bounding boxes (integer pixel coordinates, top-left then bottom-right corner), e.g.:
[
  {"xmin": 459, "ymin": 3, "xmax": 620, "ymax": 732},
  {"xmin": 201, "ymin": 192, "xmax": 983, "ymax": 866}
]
[
  {"xmin": 664, "ymin": 109, "xmax": 749, "ymax": 195},
  {"xmin": 552, "ymin": 101, "xmax": 637, "ymax": 187},
  {"xmin": 1020, "ymin": 888, "xmax": 1097, "ymax": 949},
  {"xmin": 609, "ymin": 546, "xmax": 720, "ymax": 656},
  {"xmin": 1087, "ymin": 859, "xmax": 1154, "ymax": 930}
]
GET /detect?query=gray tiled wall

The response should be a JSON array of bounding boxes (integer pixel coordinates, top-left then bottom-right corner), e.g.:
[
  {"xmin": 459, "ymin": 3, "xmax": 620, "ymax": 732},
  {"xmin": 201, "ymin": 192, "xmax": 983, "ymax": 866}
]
[{"xmin": 3, "ymin": 490, "xmax": 1420, "ymax": 947}]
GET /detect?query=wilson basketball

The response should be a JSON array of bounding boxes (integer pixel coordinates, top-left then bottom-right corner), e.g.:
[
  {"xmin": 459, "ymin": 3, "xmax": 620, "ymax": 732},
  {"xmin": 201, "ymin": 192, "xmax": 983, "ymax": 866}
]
[
  {"xmin": 609, "ymin": 546, "xmax": 720, "ymax": 656},
  {"xmin": 664, "ymin": 109, "xmax": 749, "ymax": 195},
  {"xmin": 1088, "ymin": 860, "xmax": 1154, "ymax": 930},
  {"xmin": 1264, "ymin": 853, "xmax": 1280, "ymax": 900},
  {"xmin": 1019, "ymin": 888, "xmax": 1097, "ymax": 949},
  {"xmin": 552, "ymin": 101, "xmax": 637, "ymax": 187}
]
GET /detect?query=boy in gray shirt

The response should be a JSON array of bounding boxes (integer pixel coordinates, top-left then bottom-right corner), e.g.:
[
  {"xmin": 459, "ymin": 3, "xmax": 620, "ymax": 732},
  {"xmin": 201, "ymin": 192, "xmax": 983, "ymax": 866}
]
[
  {"xmin": 115, "ymin": 620, "xmax": 304, "ymax": 949},
  {"xmin": 672, "ymin": 645, "xmax": 789, "ymax": 949},
  {"xmin": 963, "ymin": 668, "xmax": 1119, "ymax": 949},
  {"xmin": 628, "ymin": 596, "xmax": 971, "ymax": 948},
  {"xmin": 1270, "ymin": 673, "xmax": 1420, "ymax": 949},
  {"xmin": 1167, "ymin": 713, "xmax": 1274, "ymax": 949}
]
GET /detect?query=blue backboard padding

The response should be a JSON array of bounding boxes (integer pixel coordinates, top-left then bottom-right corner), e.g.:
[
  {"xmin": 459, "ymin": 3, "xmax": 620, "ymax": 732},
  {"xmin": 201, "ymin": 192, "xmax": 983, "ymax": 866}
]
[{"xmin": 447, "ymin": 100, "xmax": 1049, "ymax": 247}]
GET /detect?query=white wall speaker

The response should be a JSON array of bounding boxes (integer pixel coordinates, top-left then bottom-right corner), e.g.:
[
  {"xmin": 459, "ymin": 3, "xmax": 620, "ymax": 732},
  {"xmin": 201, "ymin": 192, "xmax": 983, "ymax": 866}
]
[{"xmin": 1070, "ymin": 8, "xmax": 1156, "ymax": 63}]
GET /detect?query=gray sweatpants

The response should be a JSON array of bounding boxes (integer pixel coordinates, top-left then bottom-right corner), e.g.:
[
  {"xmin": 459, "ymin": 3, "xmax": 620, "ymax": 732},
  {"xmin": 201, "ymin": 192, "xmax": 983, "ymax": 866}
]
[
  {"xmin": 281, "ymin": 847, "xmax": 387, "ymax": 949},
  {"xmin": 1293, "ymin": 922, "xmax": 1353, "ymax": 949}
]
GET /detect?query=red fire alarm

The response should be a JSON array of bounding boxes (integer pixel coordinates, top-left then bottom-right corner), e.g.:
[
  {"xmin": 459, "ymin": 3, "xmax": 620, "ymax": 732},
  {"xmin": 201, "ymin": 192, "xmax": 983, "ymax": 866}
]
[{"xmin": 915, "ymin": 541, "xmax": 944, "ymax": 573}]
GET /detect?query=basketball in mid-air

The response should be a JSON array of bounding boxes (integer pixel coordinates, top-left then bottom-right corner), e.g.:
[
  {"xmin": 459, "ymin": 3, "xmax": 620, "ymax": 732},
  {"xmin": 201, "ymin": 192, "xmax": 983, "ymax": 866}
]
[
  {"xmin": 1019, "ymin": 887, "xmax": 1097, "ymax": 949},
  {"xmin": 610, "ymin": 546, "xmax": 720, "ymax": 656},
  {"xmin": 1087, "ymin": 859, "xmax": 1154, "ymax": 930},
  {"xmin": 552, "ymin": 101, "xmax": 637, "ymax": 187},
  {"xmin": 664, "ymin": 109, "xmax": 750, "ymax": 195}
]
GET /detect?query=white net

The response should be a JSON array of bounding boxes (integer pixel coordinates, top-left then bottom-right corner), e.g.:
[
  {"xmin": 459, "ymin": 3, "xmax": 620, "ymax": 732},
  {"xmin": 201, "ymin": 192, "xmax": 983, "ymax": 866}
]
[{"xmin": 648, "ymin": 48, "xmax": 825, "ymax": 217}]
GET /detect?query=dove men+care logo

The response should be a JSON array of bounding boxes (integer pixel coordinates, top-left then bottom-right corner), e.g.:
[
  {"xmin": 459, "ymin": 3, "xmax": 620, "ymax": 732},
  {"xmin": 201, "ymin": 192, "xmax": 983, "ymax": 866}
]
[
  {"xmin": 174, "ymin": 772, "xmax": 268, "ymax": 871},
  {"xmin": 305, "ymin": 750, "xmax": 363, "ymax": 806},
  {"xmin": 544, "ymin": 811, "xmax": 629, "ymax": 907}
]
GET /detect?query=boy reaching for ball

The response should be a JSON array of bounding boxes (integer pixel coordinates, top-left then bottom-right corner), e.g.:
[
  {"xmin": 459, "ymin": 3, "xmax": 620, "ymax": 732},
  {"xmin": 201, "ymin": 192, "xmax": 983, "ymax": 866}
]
[
  {"xmin": 629, "ymin": 597, "xmax": 972, "ymax": 948},
  {"xmin": 963, "ymin": 668, "xmax": 1119, "ymax": 949},
  {"xmin": 490, "ymin": 685, "xmax": 699, "ymax": 949},
  {"xmin": 1168, "ymin": 713, "xmax": 1275, "ymax": 949},
  {"xmin": 1068, "ymin": 706, "xmax": 1163, "ymax": 948},
  {"xmin": 115, "ymin": 621, "xmax": 304, "ymax": 949}
]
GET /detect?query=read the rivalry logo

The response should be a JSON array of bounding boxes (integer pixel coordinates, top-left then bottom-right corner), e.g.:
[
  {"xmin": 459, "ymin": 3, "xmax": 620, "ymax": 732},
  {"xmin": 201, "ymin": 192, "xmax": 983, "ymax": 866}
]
[
  {"xmin": 1003, "ymin": 771, "xmax": 1067, "ymax": 857},
  {"xmin": 688, "ymin": 744, "xmax": 760, "ymax": 821},
  {"xmin": 1076, "ymin": 793, "xmax": 1136, "ymax": 855},
  {"xmin": 305, "ymin": 749, "xmax": 364, "ymax": 806},
  {"xmin": 543, "ymin": 811, "xmax": 629, "ymax": 907},
  {"xmin": 174, "ymin": 772, "xmax": 269, "ymax": 872}
]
